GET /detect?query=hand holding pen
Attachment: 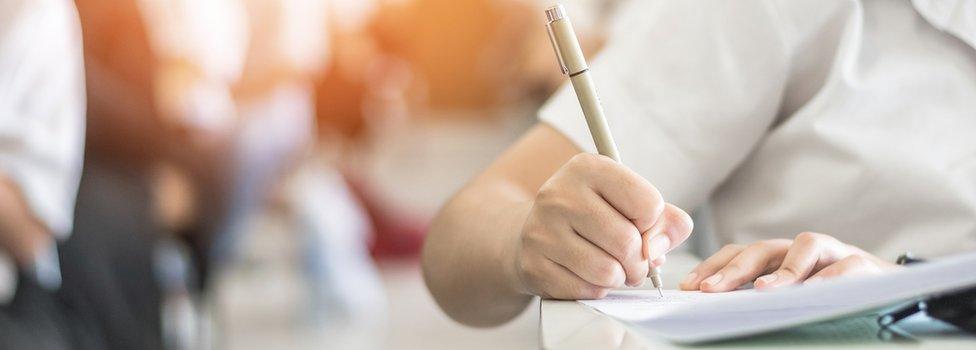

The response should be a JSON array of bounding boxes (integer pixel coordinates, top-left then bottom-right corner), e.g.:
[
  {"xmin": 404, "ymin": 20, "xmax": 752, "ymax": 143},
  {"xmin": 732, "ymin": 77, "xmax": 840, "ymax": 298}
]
[{"xmin": 504, "ymin": 4, "xmax": 694, "ymax": 298}]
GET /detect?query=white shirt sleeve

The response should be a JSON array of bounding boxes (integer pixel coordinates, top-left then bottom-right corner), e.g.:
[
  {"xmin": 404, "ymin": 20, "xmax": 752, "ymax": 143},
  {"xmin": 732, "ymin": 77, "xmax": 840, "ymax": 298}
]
[
  {"xmin": 539, "ymin": 0, "xmax": 795, "ymax": 210},
  {"xmin": 0, "ymin": 0, "xmax": 86, "ymax": 238}
]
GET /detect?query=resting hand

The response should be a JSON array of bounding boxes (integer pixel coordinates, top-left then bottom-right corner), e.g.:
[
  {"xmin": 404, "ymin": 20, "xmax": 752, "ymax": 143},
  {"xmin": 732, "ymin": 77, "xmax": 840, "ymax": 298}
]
[
  {"xmin": 513, "ymin": 153, "xmax": 693, "ymax": 300},
  {"xmin": 681, "ymin": 232, "xmax": 900, "ymax": 292}
]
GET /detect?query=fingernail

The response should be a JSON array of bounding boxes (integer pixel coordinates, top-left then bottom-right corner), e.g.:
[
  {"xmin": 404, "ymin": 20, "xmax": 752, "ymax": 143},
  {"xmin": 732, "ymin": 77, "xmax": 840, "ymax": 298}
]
[
  {"xmin": 647, "ymin": 234, "xmax": 671, "ymax": 260},
  {"xmin": 756, "ymin": 274, "xmax": 778, "ymax": 285},
  {"xmin": 701, "ymin": 273, "xmax": 723, "ymax": 286},
  {"xmin": 804, "ymin": 276, "xmax": 823, "ymax": 285},
  {"xmin": 681, "ymin": 272, "xmax": 698, "ymax": 285}
]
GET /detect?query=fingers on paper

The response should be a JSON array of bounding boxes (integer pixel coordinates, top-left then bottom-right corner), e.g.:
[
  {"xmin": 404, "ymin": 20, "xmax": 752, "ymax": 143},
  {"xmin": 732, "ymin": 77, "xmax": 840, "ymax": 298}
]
[
  {"xmin": 700, "ymin": 239, "xmax": 791, "ymax": 293},
  {"xmin": 756, "ymin": 232, "xmax": 849, "ymax": 289},
  {"xmin": 680, "ymin": 243, "xmax": 744, "ymax": 291}
]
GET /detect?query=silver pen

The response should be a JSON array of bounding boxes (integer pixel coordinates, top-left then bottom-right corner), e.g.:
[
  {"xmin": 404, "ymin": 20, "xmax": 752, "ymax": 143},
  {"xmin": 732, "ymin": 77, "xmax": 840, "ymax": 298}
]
[{"xmin": 545, "ymin": 4, "xmax": 665, "ymax": 297}]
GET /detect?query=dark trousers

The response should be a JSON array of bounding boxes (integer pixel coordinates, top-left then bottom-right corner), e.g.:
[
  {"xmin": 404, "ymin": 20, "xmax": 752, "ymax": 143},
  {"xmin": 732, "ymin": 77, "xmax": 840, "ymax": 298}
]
[
  {"xmin": 60, "ymin": 161, "xmax": 164, "ymax": 350},
  {"xmin": 0, "ymin": 161, "xmax": 164, "ymax": 350},
  {"xmin": 0, "ymin": 274, "xmax": 83, "ymax": 350}
]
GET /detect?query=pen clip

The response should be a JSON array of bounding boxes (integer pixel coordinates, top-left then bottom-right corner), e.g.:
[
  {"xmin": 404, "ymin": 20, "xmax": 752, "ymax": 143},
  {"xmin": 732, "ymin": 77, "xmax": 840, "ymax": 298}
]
[{"xmin": 546, "ymin": 22, "xmax": 569, "ymax": 75}]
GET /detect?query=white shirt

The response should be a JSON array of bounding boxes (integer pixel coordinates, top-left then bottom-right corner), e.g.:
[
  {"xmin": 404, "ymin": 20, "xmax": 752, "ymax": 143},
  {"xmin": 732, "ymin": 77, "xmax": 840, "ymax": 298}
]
[
  {"xmin": 540, "ymin": 0, "xmax": 976, "ymax": 259},
  {"xmin": 0, "ymin": 0, "xmax": 86, "ymax": 300}
]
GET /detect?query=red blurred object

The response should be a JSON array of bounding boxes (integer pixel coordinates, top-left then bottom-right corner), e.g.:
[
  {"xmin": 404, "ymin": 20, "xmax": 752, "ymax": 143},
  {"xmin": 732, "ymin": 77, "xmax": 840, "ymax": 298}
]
[{"xmin": 343, "ymin": 174, "xmax": 428, "ymax": 260}]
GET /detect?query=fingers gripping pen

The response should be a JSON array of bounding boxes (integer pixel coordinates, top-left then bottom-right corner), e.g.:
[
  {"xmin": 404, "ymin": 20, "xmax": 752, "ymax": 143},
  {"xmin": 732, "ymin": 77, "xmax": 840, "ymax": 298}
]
[{"xmin": 545, "ymin": 4, "xmax": 665, "ymax": 297}]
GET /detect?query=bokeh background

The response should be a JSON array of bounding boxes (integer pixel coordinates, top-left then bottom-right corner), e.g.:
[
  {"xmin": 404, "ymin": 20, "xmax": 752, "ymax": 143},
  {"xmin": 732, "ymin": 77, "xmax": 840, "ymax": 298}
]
[{"xmin": 66, "ymin": 0, "xmax": 626, "ymax": 349}]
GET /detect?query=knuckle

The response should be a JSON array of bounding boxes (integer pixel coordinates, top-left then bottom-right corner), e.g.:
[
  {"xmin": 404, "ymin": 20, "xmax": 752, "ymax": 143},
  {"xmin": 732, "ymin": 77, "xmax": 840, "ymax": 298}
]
[
  {"xmin": 795, "ymin": 231, "xmax": 825, "ymax": 244},
  {"xmin": 543, "ymin": 196, "xmax": 572, "ymax": 215},
  {"xmin": 649, "ymin": 196, "xmax": 667, "ymax": 220},
  {"xmin": 616, "ymin": 168, "xmax": 645, "ymax": 190},
  {"xmin": 721, "ymin": 243, "xmax": 746, "ymax": 253},
  {"xmin": 747, "ymin": 241, "xmax": 771, "ymax": 251},
  {"xmin": 590, "ymin": 260, "xmax": 620, "ymax": 285},
  {"xmin": 748, "ymin": 239, "xmax": 782, "ymax": 252},
  {"xmin": 611, "ymin": 229, "xmax": 642, "ymax": 260},
  {"xmin": 624, "ymin": 233, "xmax": 643, "ymax": 258},
  {"xmin": 694, "ymin": 260, "xmax": 722, "ymax": 274},
  {"xmin": 628, "ymin": 260, "xmax": 650, "ymax": 278},
  {"xmin": 534, "ymin": 188, "xmax": 573, "ymax": 217},
  {"xmin": 844, "ymin": 254, "xmax": 869, "ymax": 264},
  {"xmin": 568, "ymin": 153, "xmax": 605, "ymax": 171},
  {"xmin": 779, "ymin": 264, "xmax": 802, "ymax": 276},
  {"xmin": 535, "ymin": 182, "xmax": 561, "ymax": 204}
]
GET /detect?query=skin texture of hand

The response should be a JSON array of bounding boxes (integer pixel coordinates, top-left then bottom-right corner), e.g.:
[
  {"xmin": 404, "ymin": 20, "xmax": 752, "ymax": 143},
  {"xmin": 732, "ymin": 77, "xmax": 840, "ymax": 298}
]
[
  {"xmin": 423, "ymin": 124, "xmax": 691, "ymax": 327},
  {"xmin": 681, "ymin": 232, "xmax": 901, "ymax": 292},
  {"xmin": 513, "ymin": 153, "xmax": 694, "ymax": 300}
]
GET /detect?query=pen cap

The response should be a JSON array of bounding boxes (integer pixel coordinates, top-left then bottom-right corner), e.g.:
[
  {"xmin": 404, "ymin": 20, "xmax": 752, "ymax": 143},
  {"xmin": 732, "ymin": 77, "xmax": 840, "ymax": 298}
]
[{"xmin": 545, "ymin": 5, "xmax": 588, "ymax": 76}]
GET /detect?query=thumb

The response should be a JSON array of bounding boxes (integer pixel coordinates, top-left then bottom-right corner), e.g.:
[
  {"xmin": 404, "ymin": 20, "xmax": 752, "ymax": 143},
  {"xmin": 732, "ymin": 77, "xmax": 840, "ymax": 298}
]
[{"xmin": 643, "ymin": 203, "xmax": 693, "ymax": 262}]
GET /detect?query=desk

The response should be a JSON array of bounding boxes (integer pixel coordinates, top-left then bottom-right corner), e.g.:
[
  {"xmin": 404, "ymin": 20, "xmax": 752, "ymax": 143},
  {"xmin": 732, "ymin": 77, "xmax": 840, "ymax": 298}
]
[{"xmin": 540, "ymin": 253, "xmax": 976, "ymax": 349}]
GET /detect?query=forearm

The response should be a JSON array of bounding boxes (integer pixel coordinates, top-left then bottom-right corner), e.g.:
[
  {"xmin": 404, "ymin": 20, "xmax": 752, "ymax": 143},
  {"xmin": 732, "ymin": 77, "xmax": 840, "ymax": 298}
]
[
  {"xmin": 422, "ymin": 179, "xmax": 535, "ymax": 327},
  {"xmin": 423, "ymin": 124, "xmax": 583, "ymax": 326}
]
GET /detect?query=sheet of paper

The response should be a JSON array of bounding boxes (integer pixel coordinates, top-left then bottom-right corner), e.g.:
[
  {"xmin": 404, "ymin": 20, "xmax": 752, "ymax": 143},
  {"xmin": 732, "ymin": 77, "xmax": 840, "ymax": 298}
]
[
  {"xmin": 579, "ymin": 289, "xmax": 748, "ymax": 321},
  {"xmin": 580, "ymin": 250, "xmax": 976, "ymax": 344}
]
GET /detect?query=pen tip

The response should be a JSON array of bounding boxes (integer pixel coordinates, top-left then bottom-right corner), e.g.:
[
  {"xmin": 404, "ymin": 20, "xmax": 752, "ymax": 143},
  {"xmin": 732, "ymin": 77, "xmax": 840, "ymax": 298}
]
[{"xmin": 657, "ymin": 288, "xmax": 664, "ymax": 298}]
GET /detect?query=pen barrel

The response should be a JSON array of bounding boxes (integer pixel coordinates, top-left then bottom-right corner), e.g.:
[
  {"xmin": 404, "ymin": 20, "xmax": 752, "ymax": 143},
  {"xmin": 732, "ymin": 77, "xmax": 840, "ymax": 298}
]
[
  {"xmin": 548, "ymin": 7, "xmax": 619, "ymax": 162},
  {"xmin": 548, "ymin": 14, "xmax": 589, "ymax": 76},
  {"xmin": 570, "ymin": 72, "xmax": 620, "ymax": 162},
  {"xmin": 548, "ymin": 4, "xmax": 661, "ymax": 288},
  {"xmin": 648, "ymin": 269, "xmax": 663, "ymax": 288},
  {"xmin": 649, "ymin": 266, "xmax": 663, "ymax": 284}
]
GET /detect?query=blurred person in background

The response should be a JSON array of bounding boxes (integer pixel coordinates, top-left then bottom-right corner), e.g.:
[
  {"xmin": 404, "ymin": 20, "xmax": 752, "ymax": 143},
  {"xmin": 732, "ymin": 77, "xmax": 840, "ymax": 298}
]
[
  {"xmin": 77, "ymin": 0, "xmax": 385, "ymax": 347},
  {"xmin": 134, "ymin": 1, "xmax": 251, "ymax": 346},
  {"xmin": 72, "ymin": 0, "xmax": 254, "ymax": 348},
  {"xmin": 74, "ymin": 0, "xmax": 312, "ymax": 346},
  {"xmin": 2, "ymin": 0, "xmax": 631, "ymax": 348},
  {"xmin": 68, "ymin": 0, "xmax": 184, "ymax": 348},
  {"xmin": 0, "ymin": 0, "xmax": 86, "ymax": 348},
  {"xmin": 292, "ymin": 0, "xmax": 392, "ymax": 330}
]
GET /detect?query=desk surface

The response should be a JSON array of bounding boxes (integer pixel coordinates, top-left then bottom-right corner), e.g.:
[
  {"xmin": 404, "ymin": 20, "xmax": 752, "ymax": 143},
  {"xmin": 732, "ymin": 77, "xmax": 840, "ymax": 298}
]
[{"xmin": 540, "ymin": 253, "xmax": 976, "ymax": 349}]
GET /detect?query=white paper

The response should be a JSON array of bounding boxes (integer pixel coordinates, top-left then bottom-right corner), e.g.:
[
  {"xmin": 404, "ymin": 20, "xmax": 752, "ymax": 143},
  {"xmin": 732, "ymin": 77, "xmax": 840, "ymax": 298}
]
[
  {"xmin": 579, "ymin": 250, "xmax": 976, "ymax": 344},
  {"xmin": 579, "ymin": 289, "xmax": 748, "ymax": 321}
]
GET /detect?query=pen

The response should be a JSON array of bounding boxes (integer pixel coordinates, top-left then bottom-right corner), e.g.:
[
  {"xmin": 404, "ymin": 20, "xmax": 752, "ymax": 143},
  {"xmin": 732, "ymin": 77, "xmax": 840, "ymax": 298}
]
[{"xmin": 545, "ymin": 4, "xmax": 665, "ymax": 297}]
